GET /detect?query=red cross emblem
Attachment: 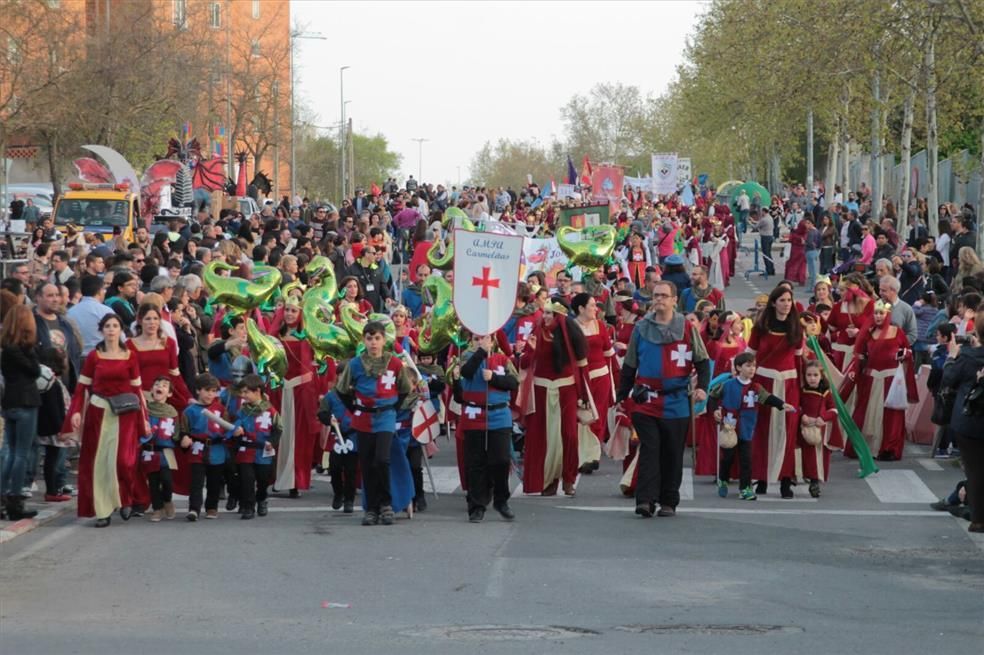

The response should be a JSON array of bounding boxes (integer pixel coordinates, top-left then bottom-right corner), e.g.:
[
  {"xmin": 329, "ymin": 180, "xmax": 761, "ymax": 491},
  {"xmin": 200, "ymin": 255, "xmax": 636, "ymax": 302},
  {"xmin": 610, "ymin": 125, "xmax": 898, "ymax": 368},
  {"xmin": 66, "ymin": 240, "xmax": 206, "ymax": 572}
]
[{"xmin": 471, "ymin": 266, "xmax": 500, "ymax": 299}]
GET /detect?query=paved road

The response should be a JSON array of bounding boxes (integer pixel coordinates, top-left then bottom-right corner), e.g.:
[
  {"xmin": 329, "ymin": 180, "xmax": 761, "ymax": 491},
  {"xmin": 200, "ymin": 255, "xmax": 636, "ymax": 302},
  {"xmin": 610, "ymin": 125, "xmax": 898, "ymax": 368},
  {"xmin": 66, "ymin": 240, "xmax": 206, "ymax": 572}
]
[{"xmin": 2, "ymin": 247, "xmax": 982, "ymax": 655}]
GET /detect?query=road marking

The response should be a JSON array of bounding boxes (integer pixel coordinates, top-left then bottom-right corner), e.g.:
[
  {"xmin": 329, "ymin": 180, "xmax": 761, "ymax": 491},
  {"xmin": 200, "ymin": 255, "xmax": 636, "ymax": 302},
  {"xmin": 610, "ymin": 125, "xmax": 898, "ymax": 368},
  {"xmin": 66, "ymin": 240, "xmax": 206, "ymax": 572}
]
[
  {"xmin": 8, "ymin": 523, "xmax": 79, "ymax": 561},
  {"xmin": 757, "ymin": 496, "xmax": 819, "ymax": 503},
  {"xmin": 680, "ymin": 468, "xmax": 693, "ymax": 500},
  {"xmin": 864, "ymin": 469, "xmax": 938, "ymax": 503},
  {"xmin": 917, "ymin": 459, "xmax": 944, "ymax": 471},
  {"xmin": 907, "ymin": 445, "xmax": 929, "ymax": 455},
  {"xmin": 561, "ymin": 506, "xmax": 948, "ymax": 517},
  {"xmin": 423, "ymin": 466, "xmax": 463, "ymax": 494}
]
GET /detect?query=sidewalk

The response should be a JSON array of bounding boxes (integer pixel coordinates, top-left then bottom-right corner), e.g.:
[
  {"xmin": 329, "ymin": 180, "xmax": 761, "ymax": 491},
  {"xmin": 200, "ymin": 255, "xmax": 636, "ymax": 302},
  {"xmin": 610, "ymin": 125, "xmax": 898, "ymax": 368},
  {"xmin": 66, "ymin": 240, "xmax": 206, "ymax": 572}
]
[{"xmin": 0, "ymin": 502, "xmax": 75, "ymax": 544}]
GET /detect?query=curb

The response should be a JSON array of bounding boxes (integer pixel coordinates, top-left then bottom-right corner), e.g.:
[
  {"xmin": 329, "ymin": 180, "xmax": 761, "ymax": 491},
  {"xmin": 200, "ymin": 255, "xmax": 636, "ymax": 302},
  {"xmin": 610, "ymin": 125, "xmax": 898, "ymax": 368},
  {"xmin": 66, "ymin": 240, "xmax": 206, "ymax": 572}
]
[{"xmin": 0, "ymin": 502, "xmax": 75, "ymax": 545}]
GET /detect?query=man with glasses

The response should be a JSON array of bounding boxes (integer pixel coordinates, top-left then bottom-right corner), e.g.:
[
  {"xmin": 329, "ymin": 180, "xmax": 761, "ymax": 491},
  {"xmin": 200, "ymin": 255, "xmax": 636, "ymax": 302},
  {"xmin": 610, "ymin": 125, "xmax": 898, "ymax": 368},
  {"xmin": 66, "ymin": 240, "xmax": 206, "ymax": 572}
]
[{"xmin": 617, "ymin": 280, "xmax": 710, "ymax": 519}]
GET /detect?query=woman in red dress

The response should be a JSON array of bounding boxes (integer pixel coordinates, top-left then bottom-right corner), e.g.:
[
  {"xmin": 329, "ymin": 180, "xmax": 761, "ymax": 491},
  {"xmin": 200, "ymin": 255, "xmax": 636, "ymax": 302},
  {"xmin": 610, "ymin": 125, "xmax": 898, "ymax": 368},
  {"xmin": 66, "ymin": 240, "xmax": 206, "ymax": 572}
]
[
  {"xmin": 747, "ymin": 286, "xmax": 804, "ymax": 498},
  {"xmin": 63, "ymin": 314, "xmax": 150, "ymax": 527},
  {"xmin": 826, "ymin": 273, "xmax": 874, "ymax": 372},
  {"xmin": 519, "ymin": 301, "xmax": 590, "ymax": 496},
  {"xmin": 572, "ymin": 293, "xmax": 615, "ymax": 474},
  {"xmin": 784, "ymin": 221, "xmax": 808, "ymax": 285},
  {"xmin": 845, "ymin": 299, "xmax": 919, "ymax": 461},
  {"xmin": 334, "ymin": 276, "xmax": 374, "ymax": 321},
  {"xmin": 270, "ymin": 298, "xmax": 322, "ymax": 495},
  {"xmin": 127, "ymin": 303, "xmax": 191, "ymax": 412}
]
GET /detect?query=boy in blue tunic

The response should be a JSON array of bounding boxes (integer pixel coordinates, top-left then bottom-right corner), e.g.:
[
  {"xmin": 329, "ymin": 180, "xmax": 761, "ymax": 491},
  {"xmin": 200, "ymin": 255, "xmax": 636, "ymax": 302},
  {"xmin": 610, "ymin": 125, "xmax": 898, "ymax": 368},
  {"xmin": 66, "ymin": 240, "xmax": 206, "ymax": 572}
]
[
  {"xmin": 335, "ymin": 321, "xmax": 416, "ymax": 526},
  {"xmin": 231, "ymin": 374, "xmax": 283, "ymax": 520},
  {"xmin": 317, "ymin": 377, "xmax": 359, "ymax": 514},
  {"xmin": 711, "ymin": 352, "xmax": 795, "ymax": 500},
  {"xmin": 181, "ymin": 373, "xmax": 229, "ymax": 520}
]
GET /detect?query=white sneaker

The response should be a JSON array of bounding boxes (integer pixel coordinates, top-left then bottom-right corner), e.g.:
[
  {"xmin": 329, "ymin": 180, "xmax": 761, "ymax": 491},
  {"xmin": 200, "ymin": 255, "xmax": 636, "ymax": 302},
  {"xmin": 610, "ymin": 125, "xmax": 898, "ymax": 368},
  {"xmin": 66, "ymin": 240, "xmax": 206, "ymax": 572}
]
[
  {"xmin": 20, "ymin": 487, "xmax": 32, "ymax": 498},
  {"xmin": 61, "ymin": 485, "xmax": 78, "ymax": 497}
]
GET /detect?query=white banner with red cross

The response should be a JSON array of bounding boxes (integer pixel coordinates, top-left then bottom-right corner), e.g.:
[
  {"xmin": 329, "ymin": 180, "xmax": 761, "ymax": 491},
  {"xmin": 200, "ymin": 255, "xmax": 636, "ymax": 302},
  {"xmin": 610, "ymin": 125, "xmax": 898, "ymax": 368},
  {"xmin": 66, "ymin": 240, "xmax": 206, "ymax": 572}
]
[{"xmin": 452, "ymin": 229, "xmax": 524, "ymax": 336}]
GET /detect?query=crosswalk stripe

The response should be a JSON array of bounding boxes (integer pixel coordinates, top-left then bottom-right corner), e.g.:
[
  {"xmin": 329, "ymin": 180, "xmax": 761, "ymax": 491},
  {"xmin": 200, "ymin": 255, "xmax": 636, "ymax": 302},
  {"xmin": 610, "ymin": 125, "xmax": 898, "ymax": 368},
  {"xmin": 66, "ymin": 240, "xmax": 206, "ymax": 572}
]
[
  {"xmin": 917, "ymin": 459, "xmax": 944, "ymax": 471},
  {"xmin": 423, "ymin": 466, "xmax": 462, "ymax": 494},
  {"xmin": 680, "ymin": 468, "xmax": 694, "ymax": 500},
  {"xmin": 864, "ymin": 469, "xmax": 939, "ymax": 503}
]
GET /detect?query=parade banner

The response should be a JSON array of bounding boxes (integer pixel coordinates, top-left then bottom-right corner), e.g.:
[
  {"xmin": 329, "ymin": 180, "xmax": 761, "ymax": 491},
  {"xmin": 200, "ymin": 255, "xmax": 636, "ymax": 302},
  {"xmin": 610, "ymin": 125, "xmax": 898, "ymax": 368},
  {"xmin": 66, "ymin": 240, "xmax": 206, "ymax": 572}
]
[
  {"xmin": 557, "ymin": 203, "xmax": 610, "ymax": 229},
  {"xmin": 590, "ymin": 165, "xmax": 624, "ymax": 210},
  {"xmin": 452, "ymin": 229, "xmax": 524, "ymax": 336},
  {"xmin": 556, "ymin": 183, "xmax": 578, "ymax": 199},
  {"xmin": 651, "ymin": 152, "xmax": 678, "ymax": 194},
  {"xmin": 521, "ymin": 236, "xmax": 569, "ymax": 287},
  {"xmin": 624, "ymin": 175, "xmax": 652, "ymax": 192},
  {"xmin": 677, "ymin": 157, "xmax": 692, "ymax": 187}
]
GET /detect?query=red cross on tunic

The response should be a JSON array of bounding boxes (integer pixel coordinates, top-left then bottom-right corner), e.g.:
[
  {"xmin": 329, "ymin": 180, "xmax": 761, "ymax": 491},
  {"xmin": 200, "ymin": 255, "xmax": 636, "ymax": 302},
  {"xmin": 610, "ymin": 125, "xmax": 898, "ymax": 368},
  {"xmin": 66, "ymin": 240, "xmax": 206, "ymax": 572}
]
[{"xmin": 472, "ymin": 266, "xmax": 500, "ymax": 299}]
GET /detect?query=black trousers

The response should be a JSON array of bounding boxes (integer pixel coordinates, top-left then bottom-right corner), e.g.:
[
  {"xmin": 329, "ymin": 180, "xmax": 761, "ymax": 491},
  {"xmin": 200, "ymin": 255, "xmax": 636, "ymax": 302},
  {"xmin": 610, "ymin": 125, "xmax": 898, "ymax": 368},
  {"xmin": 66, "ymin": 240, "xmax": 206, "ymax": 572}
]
[
  {"xmin": 719, "ymin": 440, "xmax": 753, "ymax": 489},
  {"xmin": 329, "ymin": 450, "xmax": 358, "ymax": 502},
  {"xmin": 189, "ymin": 463, "xmax": 226, "ymax": 512},
  {"xmin": 760, "ymin": 236, "xmax": 775, "ymax": 275},
  {"xmin": 407, "ymin": 444, "xmax": 424, "ymax": 501},
  {"xmin": 957, "ymin": 435, "xmax": 984, "ymax": 524},
  {"xmin": 464, "ymin": 427, "xmax": 512, "ymax": 512},
  {"xmin": 631, "ymin": 413, "xmax": 689, "ymax": 508},
  {"xmin": 147, "ymin": 468, "xmax": 173, "ymax": 510},
  {"xmin": 357, "ymin": 431, "xmax": 393, "ymax": 512},
  {"xmin": 238, "ymin": 463, "xmax": 272, "ymax": 512},
  {"xmin": 223, "ymin": 458, "xmax": 240, "ymax": 502}
]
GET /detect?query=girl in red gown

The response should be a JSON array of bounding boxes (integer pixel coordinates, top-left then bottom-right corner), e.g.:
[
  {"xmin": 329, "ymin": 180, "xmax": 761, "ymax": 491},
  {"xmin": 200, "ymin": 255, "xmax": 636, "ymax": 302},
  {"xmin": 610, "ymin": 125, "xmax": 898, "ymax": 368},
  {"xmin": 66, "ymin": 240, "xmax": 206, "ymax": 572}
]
[
  {"xmin": 845, "ymin": 300, "xmax": 919, "ymax": 461},
  {"xmin": 127, "ymin": 303, "xmax": 191, "ymax": 412},
  {"xmin": 519, "ymin": 301, "xmax": 590, "ymax": 496},
  {"xmin": 826, "ymin": 273, "xmax": 875, "ymax": 372},
  {"xmin": 572, "ymin": 293, "xmax": 615, "ymax": 474},
  {"xmin": 270, "ymin": 299, "xmax": 322, "ymax": 494},
  {"xmin": 62, "ymin": 314, "xmax": 150, "ymax": 527},
  {"xmin": 797, "ymin": 360, "xmax": 845, "ymax": 497},
  {"xmin": 747, "ymin": 286, "xmax": 804, "ymax": 498}
]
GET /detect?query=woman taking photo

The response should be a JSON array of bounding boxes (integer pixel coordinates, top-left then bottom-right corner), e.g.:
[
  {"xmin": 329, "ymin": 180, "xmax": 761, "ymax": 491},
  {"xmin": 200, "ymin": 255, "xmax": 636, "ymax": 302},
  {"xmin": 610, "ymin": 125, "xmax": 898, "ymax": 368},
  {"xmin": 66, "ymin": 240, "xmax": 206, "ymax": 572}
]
[
  {"xmin": 941, "ymin": 310, "xmax": 984, "ymax": 533},
  {"xmin": 62, "ymin": 314, "xmax": 150, "ymax": 527},
  {"xmin": 1, "ymin": 306, "xmax": 42, "ymax": 520}
]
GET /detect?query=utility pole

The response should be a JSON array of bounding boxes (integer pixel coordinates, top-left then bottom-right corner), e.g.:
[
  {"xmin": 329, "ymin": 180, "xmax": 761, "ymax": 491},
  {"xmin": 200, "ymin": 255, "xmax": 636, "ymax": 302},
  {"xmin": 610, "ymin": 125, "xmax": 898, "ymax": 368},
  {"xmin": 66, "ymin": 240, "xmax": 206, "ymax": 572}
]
[
  {"xmin": 412, "ymin": 138, "xmax": 429, "ymax": 181},
  {"xmin": 347, "ymin": 117, "xmax": 355, "ymax": 195},
  {"xmin": 339, "ymin": 65, "xmax": 350, "ymax": 201}
]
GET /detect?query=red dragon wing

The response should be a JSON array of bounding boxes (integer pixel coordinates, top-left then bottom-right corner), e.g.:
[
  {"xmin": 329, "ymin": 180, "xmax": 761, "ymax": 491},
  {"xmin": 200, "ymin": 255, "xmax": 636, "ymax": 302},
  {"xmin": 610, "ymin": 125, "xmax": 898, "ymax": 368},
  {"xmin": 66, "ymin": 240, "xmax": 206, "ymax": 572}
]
[
  {"xmin": 192, "ymin": 157, "xmax": 227, "ymax": 191},
  {"xmin": 139, "ymin": 160, "xmax": 183, "ymax": 223},
  {"xmin": 73, "ymin": 158, "xmax": 113, "ymax": 184}
]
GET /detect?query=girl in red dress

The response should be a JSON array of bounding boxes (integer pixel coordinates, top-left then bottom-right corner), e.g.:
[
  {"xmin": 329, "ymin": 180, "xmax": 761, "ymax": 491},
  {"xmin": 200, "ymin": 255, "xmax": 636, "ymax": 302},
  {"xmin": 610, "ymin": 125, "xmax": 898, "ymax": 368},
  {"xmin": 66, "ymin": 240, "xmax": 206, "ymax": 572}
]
[
  {"xmin": 572, "ymin": 293, "xmax": 615, "ymax": 474},
  {"xmin": 128, "ymin": 303, "xmax": 191, "ymax": 412},
  {"xmin": 694, "ymin": 312, "xmax": 746, "ymax": 477},
  {"xmin": 797, "ymin": 360, "xmax": 844, "ymax": 497},
  {"xmin": 747, "ymin": 286, "xmax": 804, "ymax": 498},
  {"xmin": 63, "ymin": 314, "xmax": 150, "ymax": 527},
  {"xmin": 519, "ymin": 301, "xmax": 590, "ymax": 496},
  {"xmin": 846, "ymin": 299, "xmax": 919, "ymax": 461},
  {"xmin": 270, "ymin": 298, "xmax": 322, "ymax": 495}
]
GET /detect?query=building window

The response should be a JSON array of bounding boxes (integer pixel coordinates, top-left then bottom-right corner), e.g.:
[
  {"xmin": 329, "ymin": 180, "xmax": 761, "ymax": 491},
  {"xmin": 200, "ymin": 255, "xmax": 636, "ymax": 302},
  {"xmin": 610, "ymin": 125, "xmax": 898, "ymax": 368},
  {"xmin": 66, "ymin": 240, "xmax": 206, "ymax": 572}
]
[
  {"xmin": 252, "ymin": 0, "xmax": 260, "ymax": 19},
  {"xmin": 250, "ymin": 40, "xmax": 261, "ymax": 58},
  {"xmin": 172, "ymin": 0, "xmax": 187, "ymax": 30},
  {"xmin": 208, "ymin": 2, "xmax": 221, "ymax": 28}
]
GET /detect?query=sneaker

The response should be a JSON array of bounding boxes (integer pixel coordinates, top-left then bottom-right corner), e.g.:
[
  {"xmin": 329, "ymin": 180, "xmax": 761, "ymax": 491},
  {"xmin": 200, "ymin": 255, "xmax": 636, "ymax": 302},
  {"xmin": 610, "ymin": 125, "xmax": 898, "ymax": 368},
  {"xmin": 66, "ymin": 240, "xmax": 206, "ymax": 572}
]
[
  {"xmin": 205, "ymin": 510, "xmax": 218, "ymax": 519},
  {"xmin": 331, "ymin": 495, "xmax": 343, "ymax": 510},
  {"xmin": 20, "ymin": 487, "xmax": 32, "ymax": 499},
  {"xmin": 635, "ymin": 502, "xmax": 654, "ymax": 518},
  {"xmin": 186, "ymin": 510, "xmax": 199, "ymax": 522},
  {"xmin": 933, "ymin": 449, "xmax": 951, "ymax": 459},
  {"xmin": 61, "ymin": 485, "xmax": 77, "ymax": 497},
  {"xmin": 44, "ymin": 493, "xmax": 72, "ymax": 502},
  {"xmin": 149, "ymin": 510, "xmax": 163, "ymax": 522},
  {"xmin": 343, "ymin": 500, "xmax": 354, "ymax": 514},
  {"xmin": 257, "ymin": 500, "xmax": 268, "ymax": 517},
  {"xmin": 808, "ymin": 480, "xmax": 821, "ymax": 498},
  {"xmin": 656, "ymin": 506, "xmax": 676, "ymax": 517},
  {"xmin": 468, "ymin": 507, "xmax": 485, "ymax": 523},
  {"xmin": 717, "ymin": 480, "xmax": 728, "ymax": 498},
  {"xmin": 949, "ymin": 448, "xmax": 961, "ymax": 458},
  {"xmin": 130, "ymin": 506, "xmax": 145, "ymax": 518},
  {"xmin": 380, "ymin": 505, "xmax": 395, "ymax": 526},
  {"xmin": 361, "ymin": 511, "xmax": 379, "ymax": 526},
  {"xmin": 739, "ymin": 487, "xmax": 757, "ymax": 501}
]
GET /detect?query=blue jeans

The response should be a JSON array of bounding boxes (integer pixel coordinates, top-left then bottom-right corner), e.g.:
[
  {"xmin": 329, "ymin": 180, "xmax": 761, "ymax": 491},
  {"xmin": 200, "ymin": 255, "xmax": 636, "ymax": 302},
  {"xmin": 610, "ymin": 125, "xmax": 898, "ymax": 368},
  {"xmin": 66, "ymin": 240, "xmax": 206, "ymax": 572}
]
[
  {"xmin": 1, "ymin": 407, "xmax": 39, "ymax": 497},
  {"xmin": 806, "ymin": 249, "xmax": 820, "ymax": 289}
]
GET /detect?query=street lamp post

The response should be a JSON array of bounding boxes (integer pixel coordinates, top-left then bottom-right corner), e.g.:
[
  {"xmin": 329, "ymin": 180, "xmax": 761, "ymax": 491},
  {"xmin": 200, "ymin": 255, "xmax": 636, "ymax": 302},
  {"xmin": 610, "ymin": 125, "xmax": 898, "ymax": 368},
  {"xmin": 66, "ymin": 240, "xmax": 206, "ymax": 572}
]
[
  {"xmin": 340, "ymin": 65, "xmax": 350, "ymax": 200},
  {"xmin": 289, "ymin": 31, "xmax": 326, "ymax": 203},
  {"xmin": 412, "ymin": 138, "xmax": 429, "ymax": 182}
]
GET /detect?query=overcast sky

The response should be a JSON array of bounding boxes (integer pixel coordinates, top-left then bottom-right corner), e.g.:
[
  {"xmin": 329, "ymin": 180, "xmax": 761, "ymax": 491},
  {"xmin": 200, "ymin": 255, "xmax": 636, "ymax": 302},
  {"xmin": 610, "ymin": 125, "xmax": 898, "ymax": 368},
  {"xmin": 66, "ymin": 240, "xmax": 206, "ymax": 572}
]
[{"xmin": 292, "ymin": 0, "xmax": 706, "ymax": 189}]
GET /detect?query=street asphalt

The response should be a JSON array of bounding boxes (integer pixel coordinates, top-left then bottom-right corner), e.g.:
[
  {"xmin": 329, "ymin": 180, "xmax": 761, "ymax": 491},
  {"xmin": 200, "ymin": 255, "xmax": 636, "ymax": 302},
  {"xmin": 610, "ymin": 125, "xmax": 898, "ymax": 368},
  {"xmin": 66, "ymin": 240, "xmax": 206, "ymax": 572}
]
[{"xmin": 1, "ymin": 240, "xmax": 982, "ymax": 654}]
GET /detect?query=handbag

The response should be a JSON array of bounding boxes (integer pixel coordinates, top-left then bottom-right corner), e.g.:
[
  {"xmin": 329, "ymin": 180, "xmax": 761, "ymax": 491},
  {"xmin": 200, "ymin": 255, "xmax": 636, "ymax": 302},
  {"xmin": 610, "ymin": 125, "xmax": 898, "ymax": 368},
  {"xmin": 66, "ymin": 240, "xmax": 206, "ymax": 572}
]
[
  {"xmin": 801, "ymin": 424, "xmax": 823, "ymax": 446},
  {"xmin": 106, "ymin": 393, "xmax": 141, "ymax": 416},
  {"xmin": 884, "ymin": 366, "xmax": 908, "ymax": 410},
  {"xmin": 718, "ymin": 422, "xmax": 738, "ymax": 449}
]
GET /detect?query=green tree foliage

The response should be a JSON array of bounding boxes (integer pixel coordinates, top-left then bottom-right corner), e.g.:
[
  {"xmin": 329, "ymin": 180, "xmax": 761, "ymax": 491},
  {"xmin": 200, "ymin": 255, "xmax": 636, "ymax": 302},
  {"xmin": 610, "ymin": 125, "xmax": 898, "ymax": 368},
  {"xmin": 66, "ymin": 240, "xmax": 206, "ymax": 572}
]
[{"xmin": 294, "ymin": 127, "xmax": 401, "ymax": 203}]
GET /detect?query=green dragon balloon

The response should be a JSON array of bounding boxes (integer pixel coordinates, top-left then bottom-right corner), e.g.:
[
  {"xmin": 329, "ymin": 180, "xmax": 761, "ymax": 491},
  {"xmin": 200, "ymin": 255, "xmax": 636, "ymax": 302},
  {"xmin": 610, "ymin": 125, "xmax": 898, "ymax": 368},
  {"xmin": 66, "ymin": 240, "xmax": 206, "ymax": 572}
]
[
  {"xmin": 556, "ymin": 224, "xmax": 617, "ymax": 272},
  {"xmin": 246, "ymin": 317, "xmax": 287, "ymax": 388},
  {"xmin": 417, "ymin": 275, "xmax": 460, "ymax": 354},
  {"xmin": 203, "ymin": 261, "xmax": 282, "ymax": 312}
]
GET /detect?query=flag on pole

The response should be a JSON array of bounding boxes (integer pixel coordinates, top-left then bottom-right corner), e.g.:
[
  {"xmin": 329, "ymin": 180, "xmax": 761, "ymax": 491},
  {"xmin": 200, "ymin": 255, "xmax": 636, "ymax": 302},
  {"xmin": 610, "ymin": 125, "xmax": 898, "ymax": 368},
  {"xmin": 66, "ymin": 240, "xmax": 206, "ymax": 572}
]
[
  {"xmin": 412, "ymin": 400, "xmax": 440, "ymax": 444},
  {"xmin": 182, "ymin": 121, "xmax": 192, "ymax": 141},
  {"xmin": 566, "ymin": 156, "xmax": 578, "ymax": 185},
  {"xmin": 371, "ymin": 182, "xmax": 381, "ymax": 196}
]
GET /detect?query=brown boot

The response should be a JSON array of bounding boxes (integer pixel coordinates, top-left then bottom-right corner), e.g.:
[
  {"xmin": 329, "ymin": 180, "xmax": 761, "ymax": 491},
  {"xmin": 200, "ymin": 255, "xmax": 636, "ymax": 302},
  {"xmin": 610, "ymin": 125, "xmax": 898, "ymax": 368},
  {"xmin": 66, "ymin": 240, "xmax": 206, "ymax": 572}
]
[
  {"xmin": 541, "ymin": 480, "xmax": 558, "ymax": 496},
  {"xmin": 163, "ymin": 501, "xmax": 176, "ymax": 520}
]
